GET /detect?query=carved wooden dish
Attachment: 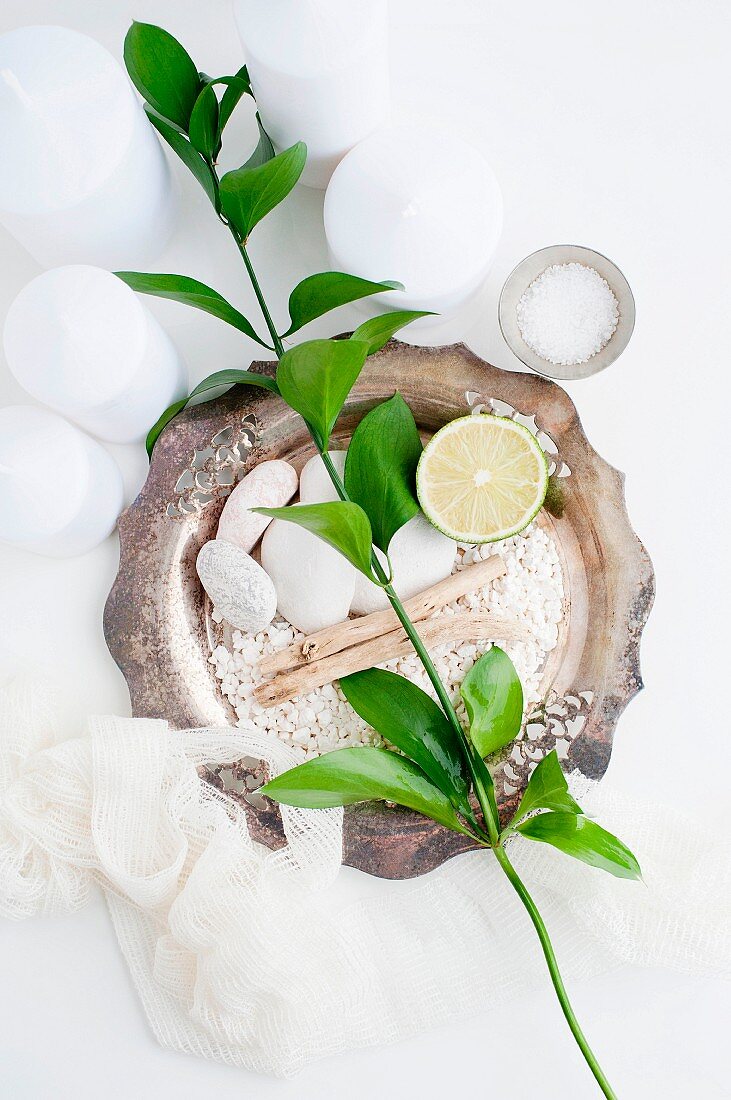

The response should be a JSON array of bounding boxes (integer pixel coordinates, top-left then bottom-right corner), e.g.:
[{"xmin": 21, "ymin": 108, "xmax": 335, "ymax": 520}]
[{"xmin": 104, "ymin": 340, "xmax": 654, "ymax": 879}]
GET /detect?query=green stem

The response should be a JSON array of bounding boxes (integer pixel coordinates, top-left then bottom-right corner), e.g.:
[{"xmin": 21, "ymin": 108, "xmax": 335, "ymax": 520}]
[
  {"xmin": 229, "ymin": 247, "xmax": 615, "ymax": 1098},
  {"xmin": 494, "ymin": 844, "xmax": 617, "ymax": 1100},
  {"xmin": 319, "ymin": 452, "xmax": 499, "ymax": 844}
]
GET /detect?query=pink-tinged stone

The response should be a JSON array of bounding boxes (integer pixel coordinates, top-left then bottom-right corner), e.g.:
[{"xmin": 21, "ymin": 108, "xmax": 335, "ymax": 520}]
[{"xmin": 216, "ymin": 459, "xmax": 298, "ymax": 552}]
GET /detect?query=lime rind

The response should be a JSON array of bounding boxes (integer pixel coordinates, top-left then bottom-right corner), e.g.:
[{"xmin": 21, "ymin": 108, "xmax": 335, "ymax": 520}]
[{"xmin": 416, "ymin": 414, "xmax": 549, "ymax": 544}]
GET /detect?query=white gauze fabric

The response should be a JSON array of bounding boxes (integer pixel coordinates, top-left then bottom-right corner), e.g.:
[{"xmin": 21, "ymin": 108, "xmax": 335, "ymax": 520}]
[{"xmin": 1, "ymin": 679, "xmax": 729, "ymax": 1077}]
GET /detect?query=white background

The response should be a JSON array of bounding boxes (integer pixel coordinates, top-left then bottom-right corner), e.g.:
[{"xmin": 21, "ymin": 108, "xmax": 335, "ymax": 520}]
[{"xmin": 1, "ymin": 1, "xmax": 729, "ymax": 1097}]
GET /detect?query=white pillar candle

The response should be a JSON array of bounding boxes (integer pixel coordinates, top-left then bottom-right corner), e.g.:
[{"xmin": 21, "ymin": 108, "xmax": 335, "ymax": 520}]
[
  {"xmin": 324, "ymin": 125, "xmax": 503, "ymax": 317},
  {"xmin": 0, "ymin": 25, "xmax": 175, "ymax": 269},
  {"xmin": 0, "ymin": 406, "xmax": 123, "ymax": 558},
  {"xmin": 3, "ymin": 266, "xmax": 187, "ymax": 445},
  {"xmin": 232, "ymin": 0, "xmax": 389, "ymax": 189}
]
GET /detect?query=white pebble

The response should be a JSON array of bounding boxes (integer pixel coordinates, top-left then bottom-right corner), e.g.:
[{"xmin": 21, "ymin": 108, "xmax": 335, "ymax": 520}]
[
  {"xmin": 197, "ymin": 540, "xmax": 276, "ymax": 633},
  {"xmin": 351, "ymin": 513, "xmax": 456, "ymax": 614},
  {"xmin": 298, "ymin": 450, "xmax": 347, "ymax": 504},
  {"xmin": 260, "ymin": 515, "xmax": 355, "ymax": 634},
  {"xmin": 216, "ymin": 459, "xmax": 298, "ymax": 552}
]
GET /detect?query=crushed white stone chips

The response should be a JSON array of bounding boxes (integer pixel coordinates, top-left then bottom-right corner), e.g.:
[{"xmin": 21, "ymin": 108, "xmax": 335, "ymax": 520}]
[{"xmin": 210, "ymin": 522, "xmax": 564, "ymax": 762}]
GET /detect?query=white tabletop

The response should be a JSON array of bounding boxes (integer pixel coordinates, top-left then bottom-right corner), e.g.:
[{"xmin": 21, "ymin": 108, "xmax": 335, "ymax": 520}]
[{"xmin": 1, "ymin": 1, "xmax": 729, "ymax": 1097}]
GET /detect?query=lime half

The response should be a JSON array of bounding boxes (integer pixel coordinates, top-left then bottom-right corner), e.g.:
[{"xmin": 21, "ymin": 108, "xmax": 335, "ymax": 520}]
[{"xmin": 416, "ymin": 415, "xmax": 548, "ymax": 543}]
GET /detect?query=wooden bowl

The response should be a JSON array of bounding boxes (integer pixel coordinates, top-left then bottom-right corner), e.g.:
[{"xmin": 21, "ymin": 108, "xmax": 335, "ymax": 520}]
[{"xmin": 104, "ymin": 340, "xmax": 654, "ymax": 879}]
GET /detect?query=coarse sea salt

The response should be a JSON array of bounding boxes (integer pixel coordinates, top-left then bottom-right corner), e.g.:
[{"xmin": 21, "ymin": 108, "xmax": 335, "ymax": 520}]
[
  {"xmin": 209, "ymin": 522, "xmax": 564, "ymax": 763},
  {"xmin": 517, "ymin": 262, "xmax": 619, "ymax": 367}
]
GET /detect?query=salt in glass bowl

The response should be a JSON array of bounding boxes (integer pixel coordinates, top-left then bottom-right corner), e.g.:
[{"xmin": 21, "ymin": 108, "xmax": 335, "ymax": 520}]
[{"xmin": 498, "ymin": 244, "xmax": 635, "ymax": 380}]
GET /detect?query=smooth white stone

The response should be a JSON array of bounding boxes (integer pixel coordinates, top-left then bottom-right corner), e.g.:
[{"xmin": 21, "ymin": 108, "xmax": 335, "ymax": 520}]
[
  {"xmin": 298, "ymin": 450, "xmax": 347, "ymax": 504},
  {"xmin": 261, "ymin": 516, "xmax": 355, "ymax": 634},
  {"xmin": 217, "ymin": 460, "xmax": 298, "ymax": 552},
  {"xmin": 196, "ymin": 541, "xmax": 277, "ymax": 634},
  {"xmin": 351, "ymin": 513, "xmax": 456, "ymax": 614}
]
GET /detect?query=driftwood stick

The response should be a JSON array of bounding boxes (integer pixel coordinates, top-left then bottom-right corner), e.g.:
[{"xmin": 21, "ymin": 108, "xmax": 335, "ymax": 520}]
[
  {"xmin": 254, "ymin": 609, "xmax": 527, "ymax": 708},
  {"xmin": 258, "ymin": 554, "xmax": 507, "ymax": 678}
]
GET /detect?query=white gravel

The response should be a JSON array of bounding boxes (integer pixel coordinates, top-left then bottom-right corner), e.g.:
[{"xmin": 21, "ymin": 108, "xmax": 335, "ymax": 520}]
[{"xmin": 209, "ymin": 522, "xmax": 564, "ymax": 762}]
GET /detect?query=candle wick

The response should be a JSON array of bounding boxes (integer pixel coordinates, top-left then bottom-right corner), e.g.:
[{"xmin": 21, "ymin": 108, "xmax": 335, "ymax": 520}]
[{"xmin": 0, "ymin": 68, "xmax": 34, "ymax": 109}]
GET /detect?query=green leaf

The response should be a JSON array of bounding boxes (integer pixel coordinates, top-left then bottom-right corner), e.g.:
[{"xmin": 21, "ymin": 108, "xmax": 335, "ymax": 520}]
[
  {"xmin": 344, "ymin": 393, "xmax": 422, "ymax": 553},
  {"xmin": 145, "ymin": 370, "xmax": 279, "ymax": 459},
  {"xmin": 146, "ymin": 397, "xmax": 189, "ymax": 458},
  {"xmin": 189, "ymin": 83, "xmax": 219, "ymax": 161},
  {"xmin": 124, "ymin": 22, "xmax": 201, "ymax": 131},
  {"xmin": 350, "ymin": 310, "xmax": 433, "ymax": 355},
  {"xmin": 215, "ymin": 68, "xmax": 252, "ymax": 134},
  {"xmin": 242, "ymin": 113, "xmax": 275, "ymax": 170},
  {"xmin": 283, "ymin": 273, "xmax": 403, "ymax": 338},
  {"xmin": 253, "ymin": 501, "xmax": 374, "ymax": 577},
  {"xmin": 517, "ymin": 812, "xmax": 642, "ymax": 880},
  {"xmin": 219, "ymin": 141, "xmax": 306, "ymax": 240},
  {"xmin": 188, "ymin": 368, "xmax": 279, "ymax": 400},
  {"xmin": 260, "ymin": 746, "xmax": 466, "ymax": 833},
  {"xmin": 146, "ymin": 109, "xmax": 217, "ymax": 207},
  {"xmin": 340, "ymin": 668, "xmax": 469, "ymax": 811},
  {"xmin": 115, "ymin": 272, "xmax": 270, "ymax": 347},
  {"xmin": 512, "ymin": 749, "xmax": 583, "ymax": 825},
  {"xmin": 276, "ymin": 339, "xmax": 368, "ymax": 449},
  {"xmin": 461, "ymin": 646, "xmax": 523, "ymax": 758}
]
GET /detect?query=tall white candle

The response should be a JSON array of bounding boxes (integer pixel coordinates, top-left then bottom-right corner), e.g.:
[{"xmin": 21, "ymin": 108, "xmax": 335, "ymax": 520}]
[
  {"xmin": 0, "ymin": 406, "xmax": 124, "ymax": 557},
  {"xmin": 324, "ymin": 125, "xmax": 503, "ymax": 318},
  {"xmin": 0, "ymin": 25, "xmax": 175, "ymax": 269},
  {"xmin": 233, "ymin": 0, "xmax": 389, "ymax": 189},
  {"xmin": 3, "ymin": 266, "xmax": 187, "ymax": 445}
]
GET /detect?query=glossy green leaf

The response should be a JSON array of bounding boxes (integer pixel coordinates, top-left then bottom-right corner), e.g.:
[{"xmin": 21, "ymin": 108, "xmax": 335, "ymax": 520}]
[
  {"xmin": 219, "ymin": 141, "xmax": 306, "ymax": 240},
  {"xmin": 344, "ymin": 393, "xmax": 422, "ymax": 552},
  {"xmin": 283, "ymin": 273, "xmax": 403, "ymax": 337},
  {"xmin": 124, "ymin": 22, "xmax": 201, "ymax": 131},
  {"xmin": 189, "ymin": 83, "xmax": 219, "ymax": 161},
  {"xmin": 260, "ymin": 746, "xmax": 466, "ymax": 833},
  {"xmin": 146, "ymin": 397, "xmax": 189, "ymax": 459},
  {"xmin": 350, "ymin": 310, "xmax": 433, "ymax": 355},
  {"xmin": 340, "ymin": 668, "xmax": 469, "ymax": 811},
  {"xmin": 242, "ymin": 113, "xmax": 275, "ymax": 170},
  {"xmin": 145, "ymin": 370, "xmax": 279, "ymax": 458},
  {"xmin": 253, "ymin": 501, "xmax": 374, "ymax": 577},
  {"xmin": 216, "ymin": 68, "xmax": 252, "ymax": 134},
  {"xmin": 461, "ymin": 646, "xmax": 523, "ymax": 758},
  {"xmin": 512, "ymin": 749, "xmax": 583, "ymax": 825},
  {"xmin": 465, "ymin": 734, "xmax": 499, "ymax": 831},
  {"xmin": 276, "ymin": 339, "xmax": 368, "ymax": 449},
  {"xmin": 115, "ymin": 272, "xmax": 269, "ymax": 346},
  {"xmin": 517, "ymin": 812, "xmax": 642, "ymax": 880},
  {"xmin": 146, "ymin": 110, "xmax": 217, "ymax": 207}
]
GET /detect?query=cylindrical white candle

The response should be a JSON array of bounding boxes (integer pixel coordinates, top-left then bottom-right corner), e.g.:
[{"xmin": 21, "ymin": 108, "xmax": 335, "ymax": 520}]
[
  {"xmin": 3, "ymin": 266, "xmax": 187, "ymax": 445},
  {"xmin": 0, "ymin": 25, "xmax": 175, "ymax": 269},
  {"xmin": 232, "ymin": 0, "xmax": 389, "ymax": 189},
  {"xmin": 0, "ymin": 406, "xmax": 123, "ymax": 558},
  {"xmin": 324, "ymin": 125, "xmax": 503, "ymax": 317}
]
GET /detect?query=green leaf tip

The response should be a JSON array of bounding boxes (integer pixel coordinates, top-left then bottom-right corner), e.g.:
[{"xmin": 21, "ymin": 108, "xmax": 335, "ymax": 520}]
[
  {"xmin": 252, "ymin": 500, "xmax": 374, "ymax": 577},
  {"xmin": 461, "ymin": 646, "xmax": 523, "ymax": 759}
]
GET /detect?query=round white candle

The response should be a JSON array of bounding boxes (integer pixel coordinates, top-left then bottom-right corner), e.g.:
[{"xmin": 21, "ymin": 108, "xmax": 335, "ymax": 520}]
[
  {"xmin": 232, "ymin": 0, "xmax": 389, "ymax": 189},
  {"xmin": 0, "ymin": 406, "xmax": 124, "ymax": 558},
  {"xmin": 3, "ymin": 266, "xmax": 187, "ymax": 445},
  {"xmin": 324, "ymin": 125, "xmax": 503, "ymax": 316},
  {"xmin": 0, "ymin": 25, "xmax": 175, "ymax": 269}
]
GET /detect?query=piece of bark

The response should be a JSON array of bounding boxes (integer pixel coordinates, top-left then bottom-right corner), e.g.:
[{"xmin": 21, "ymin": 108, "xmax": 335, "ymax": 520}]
[
  {"xmin": 258, "ymin": 553, "xmax": 507, "ymax": 678},
  {"xmin": 254, "ymin": 609, "xmax": 527, "ymax": 708}
]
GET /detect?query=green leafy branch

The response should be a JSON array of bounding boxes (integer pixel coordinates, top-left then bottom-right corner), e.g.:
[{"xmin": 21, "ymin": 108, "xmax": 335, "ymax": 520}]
[{"xmin": 120, "ymin": 22, "xmax": 640, "ymax": 1099}]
